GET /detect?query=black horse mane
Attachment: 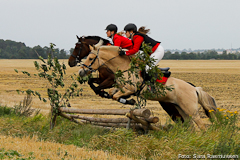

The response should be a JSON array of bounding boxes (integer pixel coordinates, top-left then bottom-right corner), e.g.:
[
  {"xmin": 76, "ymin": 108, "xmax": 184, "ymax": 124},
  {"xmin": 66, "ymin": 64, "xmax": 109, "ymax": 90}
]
[{"xmin": 84, "ymin": 36, "xmax": 110, "ymax": 45}]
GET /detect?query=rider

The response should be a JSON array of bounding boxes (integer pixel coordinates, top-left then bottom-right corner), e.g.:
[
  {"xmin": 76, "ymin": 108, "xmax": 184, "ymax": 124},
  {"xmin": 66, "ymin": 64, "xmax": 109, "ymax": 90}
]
[
  {"xmin": 119, "ymin": 23, "xmax": 164, "ymax": 72},
  {"xmin": 105, "ymin": 24, "xmax": 132, "ymax": 50}
]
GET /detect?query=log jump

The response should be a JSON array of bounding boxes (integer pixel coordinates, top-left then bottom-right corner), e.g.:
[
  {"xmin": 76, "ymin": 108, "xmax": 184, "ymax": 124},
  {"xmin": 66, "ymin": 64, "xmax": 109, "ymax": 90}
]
[{"xmin": 59, "ymin": 107, "xmax": 162, "ymax": 131}]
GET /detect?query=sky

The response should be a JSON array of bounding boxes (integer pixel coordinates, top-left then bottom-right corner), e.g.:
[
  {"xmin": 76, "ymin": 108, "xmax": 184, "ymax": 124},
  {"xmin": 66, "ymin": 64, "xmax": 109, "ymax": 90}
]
[{"xmin": 1, "ymin": 0, "xmax": 240, "ymax": 51}]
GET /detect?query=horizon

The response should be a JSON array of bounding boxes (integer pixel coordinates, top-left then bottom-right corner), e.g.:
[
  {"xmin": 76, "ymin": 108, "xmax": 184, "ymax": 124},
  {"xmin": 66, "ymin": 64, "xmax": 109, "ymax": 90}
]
[{"xmin": 1, "ymin": 38, "xmax": 240, "ymax": 53}]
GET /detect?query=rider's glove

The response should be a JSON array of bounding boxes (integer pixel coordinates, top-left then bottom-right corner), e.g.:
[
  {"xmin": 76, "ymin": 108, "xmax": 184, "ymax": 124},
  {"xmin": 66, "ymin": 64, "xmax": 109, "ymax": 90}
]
[{"xmin": 119, "ymin": 50, "xmax": 126, "ymax": 56}]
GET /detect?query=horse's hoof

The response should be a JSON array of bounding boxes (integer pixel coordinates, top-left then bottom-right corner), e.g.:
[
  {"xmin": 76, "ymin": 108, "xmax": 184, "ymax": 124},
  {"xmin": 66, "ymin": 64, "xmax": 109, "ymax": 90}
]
[{"xmin": 126, "ymin": 99, "xmax": 136, "ymax": 105}]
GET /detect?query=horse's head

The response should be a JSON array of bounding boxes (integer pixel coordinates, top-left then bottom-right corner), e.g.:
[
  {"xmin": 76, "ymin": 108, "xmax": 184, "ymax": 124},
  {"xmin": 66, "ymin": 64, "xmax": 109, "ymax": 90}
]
[
  {"xmin": 78, "ymin": 39, "xmax": 129, "ymax": 77},
  {"xmin": 78, "ymin": 40, "xmax": 104, "ymax": 77},
  {"xmin": 68, "ymin": 36, "xmax": 111, "ymax": 67},
  {"xmin": 68, "ymin": 36, "xmax": 90, "ymax": 67}
]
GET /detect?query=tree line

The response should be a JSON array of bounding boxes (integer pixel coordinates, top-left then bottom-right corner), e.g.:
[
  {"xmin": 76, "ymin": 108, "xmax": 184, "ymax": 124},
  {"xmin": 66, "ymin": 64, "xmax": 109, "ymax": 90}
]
[
  {"xmin": 1, "ymin": 39, "xmax": 240, "ymax": 60},
  {"xmin": 0, "ymin": 39, "xmax": 69, "ymax": 59},
  {"xmin": 163, "ymin": 50, "xmax": 240, "ymax": 60}
]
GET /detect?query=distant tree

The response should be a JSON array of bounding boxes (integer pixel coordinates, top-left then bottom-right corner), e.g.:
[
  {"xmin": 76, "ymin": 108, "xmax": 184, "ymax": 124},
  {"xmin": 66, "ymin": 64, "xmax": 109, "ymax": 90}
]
[
  {"xmin": 69, "ymin": 48, "xmax": 74, "ymax": 56},
  {"xmin": 220, "ymin": 50, "xmax": 228, "ymax": 59},
  {"xmin": 33, "ymin": 45, "xmax": 46, "ymax": 58},
  {"xmin": 18, "ymin": 47, "xmax": 28, "ymax": 59},
  {"xmin": 180, "ymin": 52, "xmax": 188, "ymax": 60},
  {"xmin": 188, "ymin": 52, "xmax": 197, "ymax": 59},
  {"xmin": 163, "ymin": 50, "xmax": 172, "ymax": 59},
  {"xmin": 170, "ymin": 51, "xmax": 180, "ymax": 59}
]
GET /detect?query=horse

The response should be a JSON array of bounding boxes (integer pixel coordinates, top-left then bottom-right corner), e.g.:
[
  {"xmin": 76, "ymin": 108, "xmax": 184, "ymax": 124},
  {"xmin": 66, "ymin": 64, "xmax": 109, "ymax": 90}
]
[
  {"xmin": 68, "ymin": 36, "xmax": 116, "ymax": 95},
  {"xmin": 68, "ymin": 35, "xmax": 111, "ymax": 67},
  {"xmin": 78, "ymin": 41, "xmax": 218, "ymax": 130}
]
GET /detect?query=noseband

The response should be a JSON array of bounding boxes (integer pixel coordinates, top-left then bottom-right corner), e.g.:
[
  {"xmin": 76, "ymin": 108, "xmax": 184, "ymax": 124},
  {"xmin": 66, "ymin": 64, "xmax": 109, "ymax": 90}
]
[
  {"xmin": 71, "ymin": 42, "xmax": 82, "ymax": 64},
  {"xmin": 81, "ymin": 48, "xmax": 119, "ymax": 73},
  {"xmin": 81, "ymin": 49, "xmax": 100, "ymax": 72}
]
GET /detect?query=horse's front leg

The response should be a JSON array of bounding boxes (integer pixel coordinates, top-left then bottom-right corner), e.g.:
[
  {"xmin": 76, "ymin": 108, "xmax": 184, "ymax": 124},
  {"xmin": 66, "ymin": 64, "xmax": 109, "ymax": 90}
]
[
  {"xmin": 112, "ymin": 88, "xmax": 136, "ymax": 105},
  {"xmin": 88, "ymin": 78, "xmax": 100, "ymax": 94},
  {"xmin": 88, "ymin": 77, "xmax": 114, "ymax": 98}
]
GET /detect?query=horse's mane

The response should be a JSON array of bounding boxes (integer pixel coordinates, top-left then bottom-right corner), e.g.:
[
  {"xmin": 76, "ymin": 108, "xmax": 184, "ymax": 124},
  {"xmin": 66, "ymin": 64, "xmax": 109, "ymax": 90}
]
[{"xmin": 84, "ymin": 36, "xmax": 110, "ymax": 45}]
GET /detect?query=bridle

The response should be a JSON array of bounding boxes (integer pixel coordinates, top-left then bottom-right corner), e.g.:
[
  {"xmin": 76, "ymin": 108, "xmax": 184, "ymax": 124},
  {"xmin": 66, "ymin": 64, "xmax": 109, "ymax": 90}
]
[
  {"xmin": 71, "ymin": 41, "xmax": 82, "ymax": 64},
  {"xmin": 81, "ymin": 47, "xmax": 120, "ymax": 73},
  {"xmin": 81, "ymin": 48, "xmax": 100, "ymax": 72}
]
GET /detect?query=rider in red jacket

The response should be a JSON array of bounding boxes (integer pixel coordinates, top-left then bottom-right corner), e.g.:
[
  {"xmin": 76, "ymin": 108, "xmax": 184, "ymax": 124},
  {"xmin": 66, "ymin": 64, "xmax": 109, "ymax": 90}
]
[
  {"xmin": 119, "ymin": 23, "xmax": 165, "ymax": 69},
  {"xmin": 105, "ymin": 24, "xmax": 132, "ymax": 50}
]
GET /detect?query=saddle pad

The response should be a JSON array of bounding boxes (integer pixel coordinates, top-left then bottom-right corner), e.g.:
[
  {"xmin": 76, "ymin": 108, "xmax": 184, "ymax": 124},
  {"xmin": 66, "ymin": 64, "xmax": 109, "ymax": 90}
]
[{"xmin": 156, "ymin": 76, "xmax": 168, "ymax": 84}]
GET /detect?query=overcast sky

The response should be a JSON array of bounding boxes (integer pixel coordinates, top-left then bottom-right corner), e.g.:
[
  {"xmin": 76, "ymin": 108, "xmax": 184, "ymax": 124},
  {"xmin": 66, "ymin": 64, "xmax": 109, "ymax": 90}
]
[{"xmin": 1, "ymin": 0, "xmax": 240, "ymax": 51}]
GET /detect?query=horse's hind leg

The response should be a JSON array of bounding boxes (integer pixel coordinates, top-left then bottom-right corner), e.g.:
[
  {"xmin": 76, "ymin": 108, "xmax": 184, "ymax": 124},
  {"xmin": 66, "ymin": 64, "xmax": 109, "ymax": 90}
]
[
  {"xmin": 159, "ymin": 102, "xmax": 184, "ymax": 123},
  {"xmin": 176, "ymin": 96, "xmax": 206, "ymax": 130},
  {"xmin": 196, "ymin": 87, "xmax": 218, "ymax": 119}
]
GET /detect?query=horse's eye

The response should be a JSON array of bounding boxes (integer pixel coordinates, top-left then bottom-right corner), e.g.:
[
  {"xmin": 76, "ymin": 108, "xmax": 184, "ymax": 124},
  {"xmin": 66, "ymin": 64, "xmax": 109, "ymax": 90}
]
[{"xmin": 89, "ymin": 58, "xmax": 93, "ymax": 61}]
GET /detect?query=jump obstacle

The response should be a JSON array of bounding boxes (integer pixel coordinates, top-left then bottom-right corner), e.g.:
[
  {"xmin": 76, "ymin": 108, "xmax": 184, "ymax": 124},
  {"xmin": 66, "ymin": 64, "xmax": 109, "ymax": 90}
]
[{"xmin": 59, "ymin": 107, "xmax": 163, "ymax": 131}]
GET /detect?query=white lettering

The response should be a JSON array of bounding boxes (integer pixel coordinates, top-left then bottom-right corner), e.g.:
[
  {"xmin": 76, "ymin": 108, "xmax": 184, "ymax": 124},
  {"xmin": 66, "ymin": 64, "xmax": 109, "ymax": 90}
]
[
  {"xmin": 207, "ymin": 154, "xmax": 239, "ymax": 159},
  {"xmin": 178, "ymin": 154, "xmax": 191, "ymax": 159},
  {"xmin": 193, "ymin": 154, "xmax": 196, "ymax": 158},
  {"xmin": 207, "ymin": 154, "xmax": 211, "ymax": 158}
]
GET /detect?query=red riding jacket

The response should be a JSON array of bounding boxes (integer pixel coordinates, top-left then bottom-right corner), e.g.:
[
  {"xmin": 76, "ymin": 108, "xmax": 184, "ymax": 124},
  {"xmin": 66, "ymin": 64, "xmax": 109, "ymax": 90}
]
[
  {"xmin": 125, "ymin": 32, "xmax": 160, "ymax": 56},
  {"xmin": 112, "ymin": 34, "xmax": 133, "ymax": 50}
]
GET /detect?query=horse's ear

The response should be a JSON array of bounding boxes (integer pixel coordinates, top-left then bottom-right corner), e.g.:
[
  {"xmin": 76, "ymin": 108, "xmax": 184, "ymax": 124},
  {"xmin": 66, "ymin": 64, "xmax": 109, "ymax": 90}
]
[
  {"xmin": 76, "ymin": 35, "xmax": 80, "ymax": 39},
  {"xmin": 94, "ymin": 39, "xmax": 104, "ymax": 49},
  {"xmin": 89, "ymin": 45, "xmax": 95, "ymax": 51}
]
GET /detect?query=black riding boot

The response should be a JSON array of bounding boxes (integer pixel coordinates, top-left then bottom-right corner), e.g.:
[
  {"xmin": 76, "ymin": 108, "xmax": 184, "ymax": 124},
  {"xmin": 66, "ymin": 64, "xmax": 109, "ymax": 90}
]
[{"xmin": 141, "ymin": 70, "xmax": 151, "ymax": 81}]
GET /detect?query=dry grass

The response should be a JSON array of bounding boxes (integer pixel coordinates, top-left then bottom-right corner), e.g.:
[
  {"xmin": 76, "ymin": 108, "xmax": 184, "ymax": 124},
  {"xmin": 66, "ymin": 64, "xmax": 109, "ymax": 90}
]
[{"xmin": 0, "ymin": 135, "xmax": 132, "ymax": 160}]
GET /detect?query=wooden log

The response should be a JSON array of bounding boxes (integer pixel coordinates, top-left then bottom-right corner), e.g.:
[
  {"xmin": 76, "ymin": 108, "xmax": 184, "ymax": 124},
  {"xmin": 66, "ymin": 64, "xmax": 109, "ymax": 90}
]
[
  {"xmin": 144, "ymin": 117, "xmax": 159, "ymax": 124},
  {"xmin": 60, "ymin": 108, "xmax": 151, "ymax": 118},
  {"xmin": 66, "ymin": 114, "xmax": 159, "ymax": 124},
  {"xmin": 126, "ymin": 112, "xmax": 160, "ymax": 131},
  {"xmin": 59, "ymin": 112, "xmax": 83, "ymax": 125},
  {"xmin": 66, "ymin": 114, "xmax": 131, "ymax": 123}
]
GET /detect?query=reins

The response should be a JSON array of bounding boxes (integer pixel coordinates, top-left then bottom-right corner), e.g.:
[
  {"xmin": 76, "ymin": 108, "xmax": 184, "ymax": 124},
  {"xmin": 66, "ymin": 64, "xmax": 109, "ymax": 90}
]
[{"xmin": 82, "ymin": 47, "xmax": 120, "ymax": 73}]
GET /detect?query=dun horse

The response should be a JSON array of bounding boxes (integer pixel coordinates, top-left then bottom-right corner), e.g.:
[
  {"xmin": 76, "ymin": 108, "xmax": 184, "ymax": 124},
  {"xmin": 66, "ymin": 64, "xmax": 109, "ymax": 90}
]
[
  {"xmin": 68, "ymin": 36, "xmax": 116, "ymax": 95},
  {"xmin": 78, "ymin": 40, "xmax": 218, "ymax": 130}
]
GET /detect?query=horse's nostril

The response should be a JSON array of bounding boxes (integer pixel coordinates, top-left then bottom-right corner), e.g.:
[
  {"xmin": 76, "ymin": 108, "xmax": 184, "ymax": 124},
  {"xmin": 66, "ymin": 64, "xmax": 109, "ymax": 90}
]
[{"xmin": 68, "ymin": 61, "xmax": 77, "ymax": 67}]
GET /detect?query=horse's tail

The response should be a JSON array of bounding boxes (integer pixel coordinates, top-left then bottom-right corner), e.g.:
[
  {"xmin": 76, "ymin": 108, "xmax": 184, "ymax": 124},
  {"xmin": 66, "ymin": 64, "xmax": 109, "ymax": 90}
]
[{"xmin": 196, "ymin": 87, "xmax": 218, "ymax": 118}]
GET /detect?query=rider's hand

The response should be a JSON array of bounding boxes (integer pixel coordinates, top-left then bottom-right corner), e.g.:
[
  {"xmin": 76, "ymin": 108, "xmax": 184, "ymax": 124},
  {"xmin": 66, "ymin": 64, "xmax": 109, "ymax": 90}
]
[{"xmin": 119, "ymin": 50, "xmax": 126, "ymax": 56}]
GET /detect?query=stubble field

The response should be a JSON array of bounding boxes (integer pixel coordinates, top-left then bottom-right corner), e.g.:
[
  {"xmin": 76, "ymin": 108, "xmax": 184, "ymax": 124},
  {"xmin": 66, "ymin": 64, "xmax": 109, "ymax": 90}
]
[
  {"xmin": 0, "ymin": 59, "xmax": 240, "ymax": 159},
  {"xmin": 0, "ymin": 59, "xmax": 239, "ymax": 120}
]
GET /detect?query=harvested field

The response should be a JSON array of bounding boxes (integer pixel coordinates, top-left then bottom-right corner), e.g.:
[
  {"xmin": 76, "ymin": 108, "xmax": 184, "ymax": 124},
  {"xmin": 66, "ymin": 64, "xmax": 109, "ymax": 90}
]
[
  {"xmin": 0, "ymin": 59, "xmax": 239, "ymax": 121},
  {"xmin": 0, "ymin": 59, "xmax": 239, "ymax": 159}
]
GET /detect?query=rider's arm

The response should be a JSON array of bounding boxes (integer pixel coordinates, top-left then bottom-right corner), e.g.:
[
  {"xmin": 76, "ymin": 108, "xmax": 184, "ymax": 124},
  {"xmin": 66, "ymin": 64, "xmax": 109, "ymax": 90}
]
[
  {"xmin": 113, "ymin": 35, "xmax": 122, "ymax": 47},
  {"xmin": 125, "ymin": 35, "xmax": 144, "ymax": 56}
]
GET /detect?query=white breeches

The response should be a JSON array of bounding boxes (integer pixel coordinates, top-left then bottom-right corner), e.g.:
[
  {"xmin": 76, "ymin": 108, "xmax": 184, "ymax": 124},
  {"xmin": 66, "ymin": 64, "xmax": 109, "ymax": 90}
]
[{"xmin": 146, "ymin": 45, "xmax": 164, "ymax": 71}]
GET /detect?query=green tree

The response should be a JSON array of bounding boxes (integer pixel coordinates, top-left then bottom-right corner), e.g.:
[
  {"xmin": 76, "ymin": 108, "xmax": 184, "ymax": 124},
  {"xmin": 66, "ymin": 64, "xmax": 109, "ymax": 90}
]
[{"xmin": 15, "ymin": 43, "xmax": 89, "ymax": 129}]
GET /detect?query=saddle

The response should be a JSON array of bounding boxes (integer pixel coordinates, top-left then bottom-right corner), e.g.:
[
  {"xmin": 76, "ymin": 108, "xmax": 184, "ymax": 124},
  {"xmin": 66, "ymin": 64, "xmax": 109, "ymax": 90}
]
[
  {"xmin": 157, "ymin": 67, "xmax": 171, "ymax": 84},
  {"xmin": 159, "ymin": 67, "xmax": 171, "ymax": 78},
  {"xmin": 141, "ymin": 67, "xmax": 171, "ymax": 84}
]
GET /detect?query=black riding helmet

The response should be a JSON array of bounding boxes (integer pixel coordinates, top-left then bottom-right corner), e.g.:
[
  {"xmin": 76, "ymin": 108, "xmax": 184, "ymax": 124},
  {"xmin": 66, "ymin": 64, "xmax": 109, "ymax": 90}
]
[
  {"xmin": 124, "ymin": 23, "xmax": 137, "ymax": 32},
  {"xmin": 105, "ymin": 24, "xmax": 118, "ymax": 32}
]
